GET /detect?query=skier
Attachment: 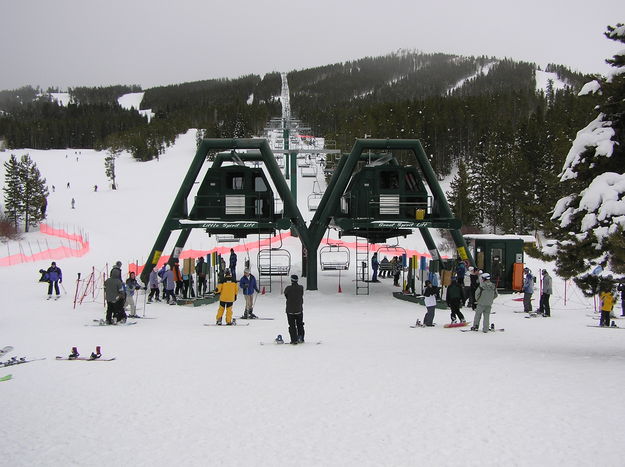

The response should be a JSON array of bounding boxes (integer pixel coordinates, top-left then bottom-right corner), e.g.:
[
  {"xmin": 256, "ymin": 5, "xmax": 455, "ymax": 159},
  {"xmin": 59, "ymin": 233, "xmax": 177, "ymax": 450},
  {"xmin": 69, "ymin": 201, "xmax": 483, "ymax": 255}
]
[
  {"xmin": 284, "ymin": 274, "xmax": 305, "ymax": 344},
  {"xmin": 379, "ymin": 256, "xmax": 389, "ymax": 278},
  {"xmin": 239, "ymin": 268, "xmax": 260, "ymax": 319},
  {"xmin": 472, "ymin": 273, "xmax": 498, "ymax": 332},
  {"xmin": 163, "ymin": 265, "xmax": 177, "ymax": 305},
  {"xmin": 172, "ymin": 262, "xmax": 183, "ymax": 298},
  {"xmin": 422, "ymin": 279, "xmax": 437, "ymax": 326},
  {"xmin": 104, "ymin": 273, "xmax": 126, "ymax": 324},
  {"xmin": 46, "ymin": 261, "xmax": 63, "ymax": 299},
  {"xmin": 392, "ymin": 257, "xmax": 402, "ymax": 287},
  {"xmin": 599, "ymin": 285, "xmax": 615, "ymax": 327},
  {"xmin": 147, "ymin": 265, "xmax": 161, "ymax": 303},
  {"xmin": 522, "ymin": 267, "xmax": 534, "ymax": 313},
  {"xmin": 371, "ymin": 252, "xmax": 379, "ymax": 282},
  {"xmin": 71, "ymin": 198, "xmax": 75, "ymax": 209},
  {"xmin": 469, "ymin": 267, "xmax": 480, "ymax": 309},
  {"xmin": 229, "ymin": 248, "xmax": 238, "ymax": 281},
  {"xmin": 463, "ymin": 266, "xmax": 473, "ymax": 307},
  {"xmin": 195, "ymin": 257, "xmax": 207, "ymax": 296},
  {"xmin": 125, "ymin": 271, "xmax": 143, "ymax": 317},
  {"xmin": 215, "ymin": 270, "xmax": 238, "ymax": 325},
  {"xmin": 446, "ymin": 278, "xmax": 465, "ymax": 323},
  {"xmin": 110, "ymin": 261, "xmax": 123, "ymax": 279},
  {"xmin": 539, "ymin": 270, "xmax": 552, "ymax": 316}
]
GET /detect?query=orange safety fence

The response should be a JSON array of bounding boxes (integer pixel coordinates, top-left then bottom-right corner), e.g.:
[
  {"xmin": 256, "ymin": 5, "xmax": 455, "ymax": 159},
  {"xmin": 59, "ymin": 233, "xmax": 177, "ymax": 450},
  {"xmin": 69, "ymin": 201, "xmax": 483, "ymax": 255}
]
[{"xmin": 0, "ymin": 222, "xmax": 89, "ymax": 267}]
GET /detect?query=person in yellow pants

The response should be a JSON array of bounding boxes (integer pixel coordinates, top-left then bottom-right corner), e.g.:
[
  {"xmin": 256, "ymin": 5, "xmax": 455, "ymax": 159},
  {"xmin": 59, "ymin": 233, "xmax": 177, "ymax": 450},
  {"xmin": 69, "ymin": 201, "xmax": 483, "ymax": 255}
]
[{"xmin": 215, "ymin": 271, "xmax": 239, "ymax": 325}]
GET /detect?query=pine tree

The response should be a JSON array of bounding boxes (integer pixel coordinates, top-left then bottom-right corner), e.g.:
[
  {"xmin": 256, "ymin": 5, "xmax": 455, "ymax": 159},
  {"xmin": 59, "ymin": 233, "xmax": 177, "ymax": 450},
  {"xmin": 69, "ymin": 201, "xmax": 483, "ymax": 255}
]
[
  {"xmin": 551, "ymin": 24, "xmax": 625, "ymax": 294},
  {"xmin": 2, "ymin": 154, "xmax": 23, "ymax": 229},
  {"xmin": 104, "ymin": 147, "xmax": 121, "ymax": 190},
  {"xmin": 19, "ymin": 155, "xmax": 49, "ymax": 232},
  {"xmin": 447, "ymin": 160, "xmax": 479, "ymax": 229}
]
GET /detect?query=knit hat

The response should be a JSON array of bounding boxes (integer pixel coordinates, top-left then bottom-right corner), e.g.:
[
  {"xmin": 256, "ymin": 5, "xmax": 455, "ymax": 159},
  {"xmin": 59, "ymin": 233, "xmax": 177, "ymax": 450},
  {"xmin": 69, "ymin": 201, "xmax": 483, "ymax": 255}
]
[
  {"xmin": 481, "ymin": 273, "xmax": 491, "ymax": 280},
  {"xmin": 290, "ymin": 274, "xmax": 299, "ymax": 282}
]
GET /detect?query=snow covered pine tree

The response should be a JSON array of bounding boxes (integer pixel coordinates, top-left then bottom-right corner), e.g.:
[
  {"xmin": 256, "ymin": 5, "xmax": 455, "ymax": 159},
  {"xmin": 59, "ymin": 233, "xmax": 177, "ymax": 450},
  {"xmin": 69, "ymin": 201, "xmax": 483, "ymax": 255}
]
[{"xmin": 551, "ymin": 23, "xmax": 625, "ymax": 294}]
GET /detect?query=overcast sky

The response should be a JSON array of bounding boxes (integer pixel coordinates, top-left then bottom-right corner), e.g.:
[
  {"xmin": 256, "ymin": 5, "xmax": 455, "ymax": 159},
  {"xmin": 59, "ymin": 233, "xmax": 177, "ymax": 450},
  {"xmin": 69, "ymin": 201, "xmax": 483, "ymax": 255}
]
[{"xmin": 1, "ymin": 0, "xmax": 622, "ymax": 91}]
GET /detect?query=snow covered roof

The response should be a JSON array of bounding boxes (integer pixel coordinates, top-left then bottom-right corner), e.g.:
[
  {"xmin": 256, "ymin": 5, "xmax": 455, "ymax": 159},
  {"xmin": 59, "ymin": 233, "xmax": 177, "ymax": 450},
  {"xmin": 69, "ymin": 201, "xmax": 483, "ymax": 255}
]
[{"xmin": 463, "ymin": 234, "xmax": 536, "ymax": 243}]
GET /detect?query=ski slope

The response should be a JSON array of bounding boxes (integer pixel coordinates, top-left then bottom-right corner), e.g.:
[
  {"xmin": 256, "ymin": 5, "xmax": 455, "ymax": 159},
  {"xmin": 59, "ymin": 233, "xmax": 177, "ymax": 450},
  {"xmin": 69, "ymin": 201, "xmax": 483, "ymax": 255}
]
[{"xmin": 1, "ymin": 133, "xmax": 624, "ymax": 467}]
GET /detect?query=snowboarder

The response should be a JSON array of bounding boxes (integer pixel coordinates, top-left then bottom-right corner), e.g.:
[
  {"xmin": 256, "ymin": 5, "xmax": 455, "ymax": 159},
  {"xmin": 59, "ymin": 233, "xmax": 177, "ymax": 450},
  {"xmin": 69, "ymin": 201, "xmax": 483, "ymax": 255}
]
[
  {"xmin": 522, "ymin": 267, "xmax": 534, "ymax": 313},
  {"xmin": 125, "ymin": 271, "xmax": 143, "ymax": 317},
  {"xmin": 472, "ymin": 273, "xmax": 498, "ymax": 332},
  {"xmin": 422, "ymin": 280, "xmax": 437, "ymax": 326},
  {"xmin": 284, "ymin": 274, "xmax": 305, "ymax": 343},
  {"xmin": 446, "ymin": 278, "xmax": 465, "ymax": 323},
  {"xmin": 147, "ymin": 265, "xmax": 161, "ymax": 303},
  {"xmin": 371, "ymin": 252, "xmax": 379, "ymax": 282},
  {"xmin": 229, "ymin": 248, "xmax": 238, "ymax": 281},
  {"xmin": 215, "ymin": 271, "xmax": 238, "ymax": 325},
  {"xmin": 104, "ymin": 273, "xmax": 126, "ymax": 324},
  {"xmin": 239, "ymin": 268, "xmax": 260, "ymax": 318},
  {"xmin": 46, "ymin": 261, "xmax": 62, "ymax": 299},
  {"xmin": 71, "ymin": 198, "xmax": 75, "ymax": 209},
  {"xmin": 539, "ymin": 270, "xmax": 552, "ymax": 316}
]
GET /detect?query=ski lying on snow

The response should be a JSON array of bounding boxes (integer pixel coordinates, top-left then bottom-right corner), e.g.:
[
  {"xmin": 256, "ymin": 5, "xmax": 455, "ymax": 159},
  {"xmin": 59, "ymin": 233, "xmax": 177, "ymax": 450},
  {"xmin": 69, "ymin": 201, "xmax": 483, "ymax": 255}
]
[
  {"xmin": 586, "ymin": 314, "xmax": 625, "ymax": 320},
  {"xmin": 0, "ymin": 346, "xmax": 14, "ymax": 357},
  {"xmin": 203, "ymin": 323, "xmax": 250, "ymax": 327},
  {"xmin": 55, "ymin": 356, "xmax": 116, "ymax": 361},
  {"xmin": 127, "ymin": 315, "xmax": 157, "ymax": 319},
  {"xmin": 238, "ymin": 317, "xmax": 274, "ymax": 320},
  {"xmin": 259, "ymin": 341, "xmax": 321, "ymax": 345},
  {"xmin": 1, "ymin": 357, "xmax": 46, "ymax": 367},
  {"xmin": 87, "ymin": 320, "xmax": 137, "ymax": 327},
  {"xmin": 586, "ymin": 325, "xmax": 625, "ymax": 329},
  {"xmin": 0, "ymin": 374, "xmax": 12, "ymax": 382}
]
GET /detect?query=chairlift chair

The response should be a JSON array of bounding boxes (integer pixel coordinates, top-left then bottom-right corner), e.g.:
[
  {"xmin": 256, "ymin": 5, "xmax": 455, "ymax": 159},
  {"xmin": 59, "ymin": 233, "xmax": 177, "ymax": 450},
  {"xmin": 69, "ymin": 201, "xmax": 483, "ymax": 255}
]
[
  {"xmin": 308, "ymin": 192, "xmax": 323, "ymax": 211},
  {"xmin": 257, "ymin": 248, "xmax": 291, "ymax": 276},
  {"xmin": 319, "ymin": 244, "xmax": 350, "ymax": 271}
]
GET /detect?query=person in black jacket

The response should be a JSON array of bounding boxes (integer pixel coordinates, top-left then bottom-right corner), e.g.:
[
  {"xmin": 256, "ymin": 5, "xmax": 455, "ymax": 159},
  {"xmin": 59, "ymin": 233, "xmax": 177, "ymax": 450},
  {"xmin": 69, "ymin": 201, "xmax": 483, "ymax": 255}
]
[
  {"xmin": 446, "ymin": 278, "xmax": 466, "ymax": 323},
  {"xmin": 284, "ymin": 274, "xmax": 305, "ymax": 344}
]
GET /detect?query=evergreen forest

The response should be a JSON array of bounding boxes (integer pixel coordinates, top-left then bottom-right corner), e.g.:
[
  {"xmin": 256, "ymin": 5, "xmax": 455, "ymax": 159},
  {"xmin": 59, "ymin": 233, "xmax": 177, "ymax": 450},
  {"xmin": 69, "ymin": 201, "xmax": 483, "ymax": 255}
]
[{"xmin": 0, "ymin": 50, "xmax": 600, "ymax": 236}]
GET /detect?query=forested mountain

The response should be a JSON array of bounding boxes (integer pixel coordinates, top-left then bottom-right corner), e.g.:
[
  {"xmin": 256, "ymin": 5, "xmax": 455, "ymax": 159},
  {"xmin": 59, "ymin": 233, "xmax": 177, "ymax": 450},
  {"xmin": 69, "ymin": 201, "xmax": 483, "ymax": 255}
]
[{"xmin": 0, "ymin": 50, "xmax": 597, "ymax": 234}]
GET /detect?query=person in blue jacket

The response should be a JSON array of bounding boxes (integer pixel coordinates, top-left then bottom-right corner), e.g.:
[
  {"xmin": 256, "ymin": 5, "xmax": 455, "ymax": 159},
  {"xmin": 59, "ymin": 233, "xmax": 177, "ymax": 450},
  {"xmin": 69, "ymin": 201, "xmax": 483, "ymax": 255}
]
[
  {"xmin": 239, "ymin": 268, "xmax": 260, "ymax": 319},
  {"xmin": 46, "ymin": 261, "xmax": 62, "ymax": 299}
]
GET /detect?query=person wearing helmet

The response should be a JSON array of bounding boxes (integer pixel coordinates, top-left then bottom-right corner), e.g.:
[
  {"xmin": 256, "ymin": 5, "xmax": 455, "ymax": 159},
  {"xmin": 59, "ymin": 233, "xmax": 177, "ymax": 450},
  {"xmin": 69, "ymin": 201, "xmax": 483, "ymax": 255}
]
[
  {"xmin": 284, "ymin": 274, "xmax": 305, "ymax": 344},
  {"xmin": 471, "ymin": 273, "xmax": 498, "ymax": 332},
  {"xmin": 239, "ymin": 268, "xmax": 260, "ymax": 319},
  {"xmin": 215, "ymin": 270, "xmax": 239, "ymax": 325}
]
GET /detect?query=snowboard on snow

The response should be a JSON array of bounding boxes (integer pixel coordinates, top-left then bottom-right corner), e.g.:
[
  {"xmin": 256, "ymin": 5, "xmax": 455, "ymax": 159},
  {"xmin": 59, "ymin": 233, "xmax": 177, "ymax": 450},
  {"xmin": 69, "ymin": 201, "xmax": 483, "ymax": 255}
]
[
  {"xmin": 461, "ymin": 328, "xmax": 505, "ymax": 332},
  {"xmin": 0, "ymin": 346, "xmax": 14, "ymax": 357},
  {"xmin": 443, "ymin": 322, "xmax": 470, "ymax": 328},
  {"xmin": 238, "ymin": 316, "xmax": 274, "ymax": 320},
  {"xmin": 0, "ymin": 374, "xmax": 12, "ymax": 382},
  {"xmin": 1, "ymin": 357, "xmax": 46, "ymax": 367}
]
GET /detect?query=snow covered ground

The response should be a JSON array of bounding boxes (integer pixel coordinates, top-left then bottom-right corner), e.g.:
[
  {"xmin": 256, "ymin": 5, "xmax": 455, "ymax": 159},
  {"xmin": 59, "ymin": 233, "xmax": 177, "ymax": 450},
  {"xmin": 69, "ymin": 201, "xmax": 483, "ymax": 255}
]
[{"xmin": 1, "ymin": 133, "xmax": 624, "ymax": 467}]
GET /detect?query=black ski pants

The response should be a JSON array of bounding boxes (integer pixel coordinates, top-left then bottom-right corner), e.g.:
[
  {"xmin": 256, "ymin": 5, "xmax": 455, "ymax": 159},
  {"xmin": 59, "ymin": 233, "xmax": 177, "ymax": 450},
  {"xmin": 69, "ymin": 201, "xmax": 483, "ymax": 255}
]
[
  {"xmin": 287, "ymin": 312, "xmax": 305, "ymax": 343},
  {"xmin": 539, "ymin": 293, "xmax": 551, "ymax": 316},
  {"xmin": 48, "ymin": 280, "xmax": 60, "ymax": 295},
  {"xmin": 148, "ymin": 287, "xmax": 160, "ymax": 301},
  {"xmin": 448, "ymin": 298, "xmax": 465, "ymax": 322}
]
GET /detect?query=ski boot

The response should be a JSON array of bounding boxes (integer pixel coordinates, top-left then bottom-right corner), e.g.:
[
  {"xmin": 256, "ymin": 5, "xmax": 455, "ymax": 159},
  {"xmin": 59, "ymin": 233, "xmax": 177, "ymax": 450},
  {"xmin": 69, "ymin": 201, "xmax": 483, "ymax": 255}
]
[
  {"xmin": 275, "ymin": 334, "xmax": 284, "ymax": 344},
  {"xmin": 470, "ymin": 326, "xmax": 478, "ymax": 331},
  {"xmin": 90, "ymin": 346, "xmax": 101, "ymax": 360},
  {"xmin": 490, "ymin": 323, "xmax": 495, "ymax": 331},
  {"xmin": 298, "ymin": 336, "xmax": 305, "ymax": 344},
  {"xmin": 611, "ymin": 321, "xmax": 617, "ymax": 328},
  {"xmin": 216, "ymin": 318, "xmax": 222, "ymax": 326},
  {"xmin": 69, "ymin": 347, "xmax": 79, "ymax": 360},
  {"xmin": 414, "ymin": 319, "xmax": 423, "ymax": 327},
  {"xmin": 249, "ymin": 312, "xmax": 258, "ymax": 319}
]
